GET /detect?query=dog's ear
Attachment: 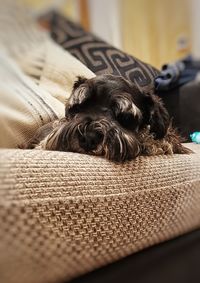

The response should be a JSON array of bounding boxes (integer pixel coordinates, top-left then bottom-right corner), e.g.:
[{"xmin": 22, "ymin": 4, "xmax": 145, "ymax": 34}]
[
  {"xmin": 68, "ymin": 76, "xmax": 91, "ymax": 107},
  {"xmin": 66, "ymin": 76, "xmax": 91, "ymax": 117},
  {"xmin": 73, "ymin": 76, "xmax": 87, "ymax": 89},
  {"xmin": 144, "ymin": 94, "xmax": 170, "ymax": 139}
]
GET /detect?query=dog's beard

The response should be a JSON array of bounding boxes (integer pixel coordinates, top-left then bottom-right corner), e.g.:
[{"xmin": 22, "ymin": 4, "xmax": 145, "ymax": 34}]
[
  {"xmin": 37, "ymin": 120, "xmax": 81, "ymax": 153},
  {"xmin": 34, "ymin": 118, "xmax": 192, "ymax": 161},
  {"xmin": 92, "ymin": 119, "xmax": 140, "ymax": 161},
  {"xmin": 37, "ymin": 118, "xmax": 141, "ymax": 162}
]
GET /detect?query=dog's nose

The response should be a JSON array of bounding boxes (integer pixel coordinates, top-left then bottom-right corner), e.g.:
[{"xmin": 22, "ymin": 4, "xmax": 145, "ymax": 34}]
[{"xmin": 79, "ymin": 131, "xmax": 103, "ymax": 151}]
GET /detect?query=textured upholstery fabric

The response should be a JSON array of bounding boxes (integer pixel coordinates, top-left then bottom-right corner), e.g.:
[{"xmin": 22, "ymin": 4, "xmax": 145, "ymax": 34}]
[
  {"xmin": 0, "ymin": 143, "xmax": 200, "ymax": 283},
  {"xmin": 44, "ymin": 12, "xmax": 159, "ymax": 94}
]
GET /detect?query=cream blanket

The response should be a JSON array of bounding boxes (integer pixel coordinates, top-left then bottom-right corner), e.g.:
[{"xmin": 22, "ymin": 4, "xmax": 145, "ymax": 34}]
[{"xmin": 0, "ymin": 0, "xmax": 95, "ymax": 148}]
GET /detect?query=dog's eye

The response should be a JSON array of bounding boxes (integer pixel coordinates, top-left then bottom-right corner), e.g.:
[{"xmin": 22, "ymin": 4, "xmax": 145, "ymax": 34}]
[
  {"xmin": 116, "ymin": 113, "xmax": 138, "ymax": 130},
  {"xmin": 101, "ymin": 107, "xmax": 110, "ymax": 114},
  {"xmin": 67, "ymin": 105, "xmax": 81, "ymax": 117}
]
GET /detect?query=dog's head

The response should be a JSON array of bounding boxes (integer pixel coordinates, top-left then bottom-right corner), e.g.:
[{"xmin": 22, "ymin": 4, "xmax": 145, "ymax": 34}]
[{"xmin": 44, "ymin": 75, "xmax": 169, "ymax": 162}]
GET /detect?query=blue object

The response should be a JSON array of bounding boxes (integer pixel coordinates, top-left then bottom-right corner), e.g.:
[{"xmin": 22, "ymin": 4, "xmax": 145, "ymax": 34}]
[
  {"xmin": 190, "ymin": 132, "xmax": 200, "ymax": 144},
  {"xmin": 155, "ymin": 55, "xmax": 200, "ymax": 91}
]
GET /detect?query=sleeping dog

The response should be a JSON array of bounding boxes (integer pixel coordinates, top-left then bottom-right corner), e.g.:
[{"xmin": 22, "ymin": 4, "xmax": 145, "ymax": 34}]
[{"xmin": 23, "ymin": 75, "xmax": 191, "ymax": 161}]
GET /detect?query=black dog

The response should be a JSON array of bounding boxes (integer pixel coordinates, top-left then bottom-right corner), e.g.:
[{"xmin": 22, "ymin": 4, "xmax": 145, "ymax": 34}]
[{"xmin": 24, "ymin": 74, "xmax": 191, "ymax": 161}]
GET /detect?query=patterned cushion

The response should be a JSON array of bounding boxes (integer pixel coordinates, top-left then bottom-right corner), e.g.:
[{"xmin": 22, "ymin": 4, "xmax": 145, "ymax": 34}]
[{"xmin": 45, "ymin": 12, "xmax": 160, "ymax": 93}]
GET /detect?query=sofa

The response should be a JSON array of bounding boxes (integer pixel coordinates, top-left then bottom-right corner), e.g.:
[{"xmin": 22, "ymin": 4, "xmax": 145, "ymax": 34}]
[{"xmin": 0, "ymin": 2, "xmax": 200, "ymax": 283}]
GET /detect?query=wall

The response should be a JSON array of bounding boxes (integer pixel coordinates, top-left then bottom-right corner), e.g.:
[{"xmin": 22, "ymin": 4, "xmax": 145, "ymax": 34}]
[
  {"xmin": 21, "ymin": 0, "xmax": 80, "ymax": 21},
  {"xmin": 121, "ymin": 0, "xmax": 192, "ymax": 68},
  {"xmin": 87, "ymin": 0, "xmax": 193, "ymax": 68},
  {"xmin": 190, "ymin": 0, "xmax": 200, "ymax": 58},
  {"xmin": 88, "ymin": 0, "xmax": 122, "ymax": 49}
]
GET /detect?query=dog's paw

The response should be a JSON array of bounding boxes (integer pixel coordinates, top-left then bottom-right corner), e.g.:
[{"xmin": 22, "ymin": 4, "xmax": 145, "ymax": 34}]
[{"xmin": 172, "ymin": 143, "xmax": 194, "ymax": 154}]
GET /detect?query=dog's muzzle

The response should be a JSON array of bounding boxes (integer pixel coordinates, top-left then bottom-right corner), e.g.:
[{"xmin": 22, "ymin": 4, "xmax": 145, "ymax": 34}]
[
  {"xmin": 78, "ymin": 127, "xmax": 104, "ymax": 152},
  {"xmin": 42, "ymin": 117, "xmax": 140, "ymax": 162}
]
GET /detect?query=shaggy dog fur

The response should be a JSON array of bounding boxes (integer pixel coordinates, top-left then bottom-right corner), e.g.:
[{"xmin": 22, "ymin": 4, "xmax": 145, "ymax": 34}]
[{"xmin": 22, "ymin": 75, "xmax": 192, "ymax": 161}]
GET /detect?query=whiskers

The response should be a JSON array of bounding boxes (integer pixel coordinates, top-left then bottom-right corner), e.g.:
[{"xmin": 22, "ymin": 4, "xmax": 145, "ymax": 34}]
[
  {"xmin": 29, "ymin": 115, "xmax": 190, "ymax": 162},
  {"xmin": 35, "ymin": 117, "xmax": 141, "ymax": 162}
]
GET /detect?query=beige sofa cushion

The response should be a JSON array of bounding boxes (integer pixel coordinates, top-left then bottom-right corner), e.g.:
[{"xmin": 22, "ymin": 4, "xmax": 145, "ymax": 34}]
[{"xmin": 0, "ymin": 143, "xmax": 200, "ymax": 283}]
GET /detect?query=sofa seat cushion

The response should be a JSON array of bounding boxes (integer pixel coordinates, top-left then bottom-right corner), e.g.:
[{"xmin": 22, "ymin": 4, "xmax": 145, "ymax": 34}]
[{"xmin": 0, "ymin": 143, "xmax": 200, "ymax": 283}]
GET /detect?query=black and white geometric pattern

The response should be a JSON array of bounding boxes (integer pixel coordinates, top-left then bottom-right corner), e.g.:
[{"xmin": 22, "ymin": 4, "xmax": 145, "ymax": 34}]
[{"xmin": 47, "ymin": 12, "xmax": 160, "ymax": 94}]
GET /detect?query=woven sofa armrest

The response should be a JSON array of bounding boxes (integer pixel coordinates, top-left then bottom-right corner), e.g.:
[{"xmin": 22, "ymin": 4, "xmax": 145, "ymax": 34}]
[{"xmin": 0, "ymin": 146, "xmax": 200, "ymax": 283}]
